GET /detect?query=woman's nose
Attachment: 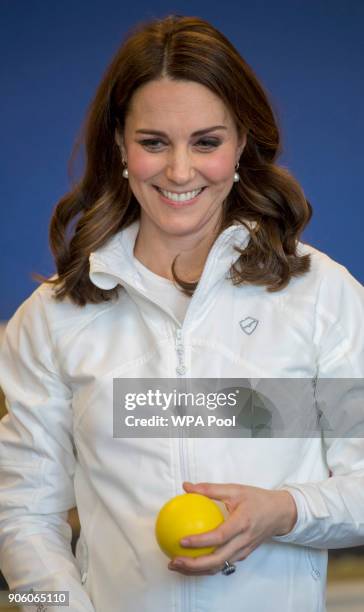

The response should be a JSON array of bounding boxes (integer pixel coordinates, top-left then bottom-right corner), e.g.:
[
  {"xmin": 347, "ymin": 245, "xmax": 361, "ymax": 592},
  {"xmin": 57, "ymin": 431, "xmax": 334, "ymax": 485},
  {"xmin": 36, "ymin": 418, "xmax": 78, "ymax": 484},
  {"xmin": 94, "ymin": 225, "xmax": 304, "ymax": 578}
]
[{"xmin": 165, "ymin": 148, "xmax": 196, "ymax": 184}]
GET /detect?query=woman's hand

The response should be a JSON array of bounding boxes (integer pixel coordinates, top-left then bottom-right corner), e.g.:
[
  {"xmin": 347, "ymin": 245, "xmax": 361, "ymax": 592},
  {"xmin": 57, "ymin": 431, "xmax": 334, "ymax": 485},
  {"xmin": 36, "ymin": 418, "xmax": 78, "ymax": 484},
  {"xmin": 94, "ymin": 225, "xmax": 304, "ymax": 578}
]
[{"xmin": 168, "ymin": 481, "xmax": 297, "ymax": 576}]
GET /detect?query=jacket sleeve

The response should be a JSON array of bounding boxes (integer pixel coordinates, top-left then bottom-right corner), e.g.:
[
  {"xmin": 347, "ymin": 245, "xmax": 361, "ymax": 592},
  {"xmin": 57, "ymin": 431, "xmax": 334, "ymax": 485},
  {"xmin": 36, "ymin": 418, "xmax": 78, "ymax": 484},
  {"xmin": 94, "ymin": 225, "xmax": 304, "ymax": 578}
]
[
  {"xmin": 273, "ymin": 263, "xmax": 364, "ymax": 549},
  {"xmin": 0, "ymin": 289, "xmax": 95, "ymax": 611}
]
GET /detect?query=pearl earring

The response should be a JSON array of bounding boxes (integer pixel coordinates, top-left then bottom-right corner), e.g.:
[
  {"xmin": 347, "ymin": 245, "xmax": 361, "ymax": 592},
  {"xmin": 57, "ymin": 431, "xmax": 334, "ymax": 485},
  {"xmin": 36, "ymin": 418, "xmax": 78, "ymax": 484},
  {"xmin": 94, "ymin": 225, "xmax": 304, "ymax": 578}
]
[
  {"xmin": 233, "ymin": 161, "xmax": 240, "ymax": 183},
  {"xmin": 122, "ymin": 158, "xmax": 128, "ymax": 179}
]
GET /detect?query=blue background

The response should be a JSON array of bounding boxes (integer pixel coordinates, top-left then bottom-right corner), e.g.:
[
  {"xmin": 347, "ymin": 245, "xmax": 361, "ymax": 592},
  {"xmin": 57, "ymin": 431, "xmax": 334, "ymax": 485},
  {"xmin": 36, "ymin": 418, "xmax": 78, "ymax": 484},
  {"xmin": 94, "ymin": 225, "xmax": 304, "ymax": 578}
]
[{"xmin": 1, "ymin": 0, "xmax": 363, "ymax": 320}]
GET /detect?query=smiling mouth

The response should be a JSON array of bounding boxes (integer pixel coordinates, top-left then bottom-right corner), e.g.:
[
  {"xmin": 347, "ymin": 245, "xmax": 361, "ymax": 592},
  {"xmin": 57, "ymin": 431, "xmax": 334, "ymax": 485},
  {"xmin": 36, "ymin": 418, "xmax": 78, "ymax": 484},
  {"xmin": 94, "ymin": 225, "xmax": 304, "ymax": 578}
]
[{"xmin": 154, "ymin": 186, "xmax": 206, "ymax": 203}]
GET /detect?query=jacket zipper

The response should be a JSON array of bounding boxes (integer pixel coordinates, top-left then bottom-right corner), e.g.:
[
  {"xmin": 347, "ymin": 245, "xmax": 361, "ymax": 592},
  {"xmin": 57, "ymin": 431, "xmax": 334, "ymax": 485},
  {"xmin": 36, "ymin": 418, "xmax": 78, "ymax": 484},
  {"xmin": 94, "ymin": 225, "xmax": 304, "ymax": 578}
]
[
  {"xmin": 175, "ymin": 328, "xmax": 188, "ymax": 482},
  {"xmin": 175, "ymin": 329, "xmax": 186, "ymax": 376},
  {"xmin": 175, "ymin": 327, "xmax": 190, "ymax": 612}
]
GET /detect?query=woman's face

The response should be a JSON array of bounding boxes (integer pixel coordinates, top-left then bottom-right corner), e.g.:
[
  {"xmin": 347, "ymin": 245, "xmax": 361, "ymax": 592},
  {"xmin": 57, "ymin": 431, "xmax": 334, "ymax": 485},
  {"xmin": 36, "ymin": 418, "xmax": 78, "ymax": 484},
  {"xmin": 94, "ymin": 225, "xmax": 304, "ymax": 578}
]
[{"xmin": 118, "ymin": 78, "xmax": 246, "ymax": 239}]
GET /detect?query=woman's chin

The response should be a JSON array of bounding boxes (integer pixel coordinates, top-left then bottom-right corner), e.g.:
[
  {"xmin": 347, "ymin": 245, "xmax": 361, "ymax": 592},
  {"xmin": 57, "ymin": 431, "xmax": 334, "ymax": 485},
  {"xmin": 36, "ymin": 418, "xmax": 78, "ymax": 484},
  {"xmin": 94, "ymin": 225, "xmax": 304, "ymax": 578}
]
[{"xmin": 155, "ymin": 216, "xmax": 215, "ymax": 238}]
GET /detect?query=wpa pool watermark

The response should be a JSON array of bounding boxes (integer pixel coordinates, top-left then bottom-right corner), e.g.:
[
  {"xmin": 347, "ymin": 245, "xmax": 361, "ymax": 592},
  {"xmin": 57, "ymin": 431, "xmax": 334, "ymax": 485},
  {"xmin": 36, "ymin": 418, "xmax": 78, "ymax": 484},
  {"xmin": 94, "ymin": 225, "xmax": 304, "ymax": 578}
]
[{"xmin": 113, "ymin": 378, "xmax": 364, "ymax": 438}]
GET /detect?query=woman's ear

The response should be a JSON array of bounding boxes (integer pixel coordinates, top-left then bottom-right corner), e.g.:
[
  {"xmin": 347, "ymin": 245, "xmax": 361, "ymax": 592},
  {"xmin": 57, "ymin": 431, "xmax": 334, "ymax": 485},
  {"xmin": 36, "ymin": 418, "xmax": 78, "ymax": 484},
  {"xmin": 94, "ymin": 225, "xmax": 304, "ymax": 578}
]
[
  {"xmin": 237, "ymin": 132, "xmax": 247, "ymax": 161},
  {"xmin": 115, "ymin": 130, "xmax": 127, "ymax": 161}
]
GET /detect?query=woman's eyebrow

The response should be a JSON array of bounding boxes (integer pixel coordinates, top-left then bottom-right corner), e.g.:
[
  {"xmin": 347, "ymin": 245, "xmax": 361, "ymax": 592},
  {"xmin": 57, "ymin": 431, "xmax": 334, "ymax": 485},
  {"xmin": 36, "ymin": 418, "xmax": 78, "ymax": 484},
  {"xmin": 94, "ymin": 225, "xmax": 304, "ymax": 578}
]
[{"xmin": 135, "ymin": 125, "xmax": 227, "ymax": 137}]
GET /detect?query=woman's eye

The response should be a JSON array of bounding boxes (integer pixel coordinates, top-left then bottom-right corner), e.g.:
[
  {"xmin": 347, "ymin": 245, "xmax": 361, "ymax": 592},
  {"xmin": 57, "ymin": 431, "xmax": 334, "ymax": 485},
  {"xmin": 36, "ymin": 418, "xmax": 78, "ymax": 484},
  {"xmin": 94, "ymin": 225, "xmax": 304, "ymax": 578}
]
[
  {"xmin": 196, "ymin": 138, "xmax": 220, "ymax": 149},
  {"xmin": 138, "ymin": 138, "xmax": 221, "ymax": 150},
  {"xmin": 139, "ymin": 139, "xmax": 165, "ymax": 149}
]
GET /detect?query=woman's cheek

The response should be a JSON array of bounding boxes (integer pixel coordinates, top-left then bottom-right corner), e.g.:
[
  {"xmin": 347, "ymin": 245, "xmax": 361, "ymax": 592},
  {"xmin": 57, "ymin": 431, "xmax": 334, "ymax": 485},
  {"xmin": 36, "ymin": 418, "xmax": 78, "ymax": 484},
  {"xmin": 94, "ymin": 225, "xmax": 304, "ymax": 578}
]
[
  {"xmin": 128, "ymin": 148, "xmax": 162, "ymax": 179},
  {"xmin": 204, "ymin": 152, "xmax": 235, "ymax": 181}
]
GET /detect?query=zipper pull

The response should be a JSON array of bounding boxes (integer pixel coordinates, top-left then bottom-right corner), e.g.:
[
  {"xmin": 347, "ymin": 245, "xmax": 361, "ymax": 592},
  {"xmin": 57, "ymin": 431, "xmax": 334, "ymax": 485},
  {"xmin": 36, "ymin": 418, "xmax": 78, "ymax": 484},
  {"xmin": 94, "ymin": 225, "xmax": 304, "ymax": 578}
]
[
  {"xmin": 175, "ymin": 328, "xmax": 186, "ymax": 376},
  {"xmin": 175, "ymin": 328, "xmax": 183, "ymax": 346}
]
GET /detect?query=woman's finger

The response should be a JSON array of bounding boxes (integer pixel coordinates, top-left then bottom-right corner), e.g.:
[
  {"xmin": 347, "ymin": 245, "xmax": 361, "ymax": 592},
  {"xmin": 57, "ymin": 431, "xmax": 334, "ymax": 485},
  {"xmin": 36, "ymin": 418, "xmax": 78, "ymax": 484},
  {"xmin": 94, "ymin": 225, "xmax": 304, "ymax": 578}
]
[
  {"xmin": 180, "ymin": 507, "xmax": 246, "ymax": 549},
  {"xmin": 168, "ymin": 564, "xmax": 216, "ymax": 576},
  {"xmin": 169, "ymin": 540, "xmax": 255, "ymax": 577},
  {"xmin": 183, "ymin": 481, "xmax": 238, "ymax": 502},
  {"xmin": 171, "ymin": 532, "xmax": 247, "ymax": 573}
]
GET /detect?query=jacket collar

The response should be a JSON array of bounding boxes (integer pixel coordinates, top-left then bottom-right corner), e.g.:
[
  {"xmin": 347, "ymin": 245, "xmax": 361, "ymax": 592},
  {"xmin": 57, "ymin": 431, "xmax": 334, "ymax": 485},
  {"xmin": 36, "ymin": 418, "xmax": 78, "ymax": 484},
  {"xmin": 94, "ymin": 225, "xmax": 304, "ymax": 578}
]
[{"xmin": 89, "ymin": 220, "xmax": 251, "ymax": 299}]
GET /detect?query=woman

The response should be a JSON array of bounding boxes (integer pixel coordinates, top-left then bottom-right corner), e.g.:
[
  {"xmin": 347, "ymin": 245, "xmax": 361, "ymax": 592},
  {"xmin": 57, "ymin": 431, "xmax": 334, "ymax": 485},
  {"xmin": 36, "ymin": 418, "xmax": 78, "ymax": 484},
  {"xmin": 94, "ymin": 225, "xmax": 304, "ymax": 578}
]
[{"xmin": 0, "ymin": 14, "xmax": 363, "ymax": 612}]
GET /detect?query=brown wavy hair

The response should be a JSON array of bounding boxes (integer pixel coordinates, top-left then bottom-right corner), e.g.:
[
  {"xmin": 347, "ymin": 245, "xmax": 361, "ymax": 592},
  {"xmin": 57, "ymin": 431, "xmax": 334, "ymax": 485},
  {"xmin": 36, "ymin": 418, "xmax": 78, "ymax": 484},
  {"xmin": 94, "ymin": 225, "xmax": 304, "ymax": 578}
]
[{"xmin": 42, "ymin": 13, "xmax": 312, "ymax": 305}]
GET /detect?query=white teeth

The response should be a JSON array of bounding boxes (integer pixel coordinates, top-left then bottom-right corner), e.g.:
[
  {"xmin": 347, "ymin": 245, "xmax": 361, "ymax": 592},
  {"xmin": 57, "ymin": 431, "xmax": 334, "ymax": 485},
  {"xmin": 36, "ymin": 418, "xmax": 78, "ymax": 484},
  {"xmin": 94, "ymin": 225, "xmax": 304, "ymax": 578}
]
[{"xmin": 158, "ymin": 187, "xmax": 203, "ymax": 202}]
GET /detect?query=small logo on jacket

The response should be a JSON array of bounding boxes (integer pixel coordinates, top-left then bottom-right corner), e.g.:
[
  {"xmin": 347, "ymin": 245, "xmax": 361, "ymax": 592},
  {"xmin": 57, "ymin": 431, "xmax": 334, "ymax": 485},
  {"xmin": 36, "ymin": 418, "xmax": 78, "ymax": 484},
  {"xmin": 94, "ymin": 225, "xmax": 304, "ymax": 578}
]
[{"xmin": 239, "ymin": 317, "xmax": 259, "ymax": 335}]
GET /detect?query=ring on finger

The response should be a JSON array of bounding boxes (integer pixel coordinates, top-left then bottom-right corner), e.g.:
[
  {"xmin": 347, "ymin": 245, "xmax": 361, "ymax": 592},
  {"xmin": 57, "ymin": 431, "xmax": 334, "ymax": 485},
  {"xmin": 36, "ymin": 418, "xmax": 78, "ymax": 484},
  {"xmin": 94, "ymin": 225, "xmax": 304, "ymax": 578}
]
[{"xmin": 221, "ymin": 560, "xmax": 236, "ymax": 576}]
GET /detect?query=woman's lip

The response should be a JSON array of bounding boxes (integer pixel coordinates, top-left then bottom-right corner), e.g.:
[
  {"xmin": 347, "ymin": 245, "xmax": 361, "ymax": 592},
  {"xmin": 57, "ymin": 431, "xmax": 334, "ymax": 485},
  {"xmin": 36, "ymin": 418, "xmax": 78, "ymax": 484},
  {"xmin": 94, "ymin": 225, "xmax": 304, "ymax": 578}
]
[
  {"xmin": 153, "ymin": 186, "xmax": 206, "ymax": 207},
  {"xmin": 154, "ymin": 186, "xmax": 206, "ymax": 194}
]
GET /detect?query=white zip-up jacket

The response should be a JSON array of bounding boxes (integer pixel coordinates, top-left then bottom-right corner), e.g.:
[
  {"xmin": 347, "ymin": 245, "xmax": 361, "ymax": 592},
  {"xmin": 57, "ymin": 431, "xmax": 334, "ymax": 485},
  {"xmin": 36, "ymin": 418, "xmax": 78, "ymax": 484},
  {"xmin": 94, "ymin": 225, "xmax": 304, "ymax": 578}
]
[{"xmin": 0, "ymin": 221, "xmax": 364, "ymax": 612}]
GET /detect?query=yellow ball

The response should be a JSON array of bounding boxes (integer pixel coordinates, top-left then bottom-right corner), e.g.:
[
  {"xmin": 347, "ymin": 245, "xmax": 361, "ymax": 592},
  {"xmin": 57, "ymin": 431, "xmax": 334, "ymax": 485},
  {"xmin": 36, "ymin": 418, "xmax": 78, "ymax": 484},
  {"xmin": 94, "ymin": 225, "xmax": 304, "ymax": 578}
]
[{"xmin": 155, "ymin": 493, "xmax": 225, "ymax": 559}]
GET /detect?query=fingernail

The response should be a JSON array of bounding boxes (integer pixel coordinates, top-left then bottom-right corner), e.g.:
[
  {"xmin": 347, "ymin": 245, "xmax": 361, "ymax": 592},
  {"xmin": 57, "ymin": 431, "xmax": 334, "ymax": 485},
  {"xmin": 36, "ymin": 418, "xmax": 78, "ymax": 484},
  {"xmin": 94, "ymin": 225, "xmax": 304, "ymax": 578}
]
[{"xmin": 180, "ymin": 538, "xmax": 190, "ymax": 546}]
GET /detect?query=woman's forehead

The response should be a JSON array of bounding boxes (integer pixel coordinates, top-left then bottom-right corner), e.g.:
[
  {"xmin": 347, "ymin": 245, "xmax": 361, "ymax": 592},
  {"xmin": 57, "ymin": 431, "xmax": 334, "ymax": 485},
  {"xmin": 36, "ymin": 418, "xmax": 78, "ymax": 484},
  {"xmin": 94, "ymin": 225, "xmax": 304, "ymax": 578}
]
[{"xmin": 125, "ymin": 78, "xmax": 232, "ymax": 128}]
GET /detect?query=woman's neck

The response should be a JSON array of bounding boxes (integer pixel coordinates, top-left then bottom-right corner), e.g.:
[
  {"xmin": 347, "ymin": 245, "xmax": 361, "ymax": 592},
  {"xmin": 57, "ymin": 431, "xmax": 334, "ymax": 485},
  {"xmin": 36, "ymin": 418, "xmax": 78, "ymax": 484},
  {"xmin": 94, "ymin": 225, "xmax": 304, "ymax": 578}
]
[{"xmin": 133, "ymin": 215, "xmax": 219, "ymax": 282}]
